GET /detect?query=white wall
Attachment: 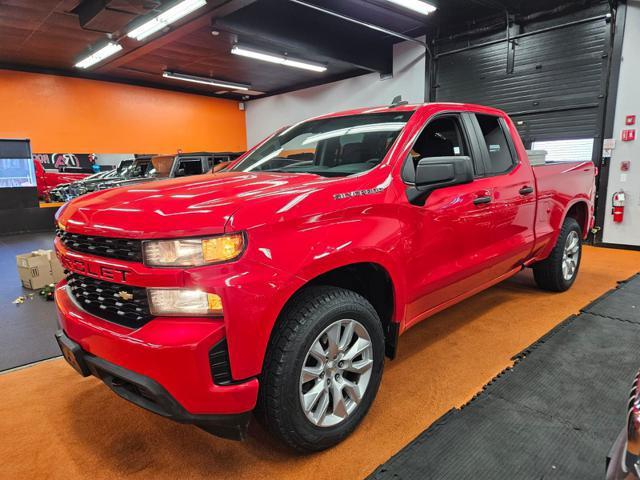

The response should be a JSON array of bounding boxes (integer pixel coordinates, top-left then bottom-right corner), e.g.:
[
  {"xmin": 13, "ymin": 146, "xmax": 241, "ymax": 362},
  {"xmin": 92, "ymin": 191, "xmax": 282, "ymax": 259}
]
[
  {"xmin": 603, "ymin": 0, "xmax": 640, "ymax": 246},
  {"xmin": 245, "ymin": 37, "xmax": 426, "ymax": 147}
]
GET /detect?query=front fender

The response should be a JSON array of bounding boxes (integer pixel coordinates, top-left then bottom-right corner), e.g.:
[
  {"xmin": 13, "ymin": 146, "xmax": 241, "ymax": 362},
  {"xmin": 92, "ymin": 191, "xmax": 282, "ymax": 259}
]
[{"xmin": 221, "ymin": 199, "xmax": 407, "ymax": 379}]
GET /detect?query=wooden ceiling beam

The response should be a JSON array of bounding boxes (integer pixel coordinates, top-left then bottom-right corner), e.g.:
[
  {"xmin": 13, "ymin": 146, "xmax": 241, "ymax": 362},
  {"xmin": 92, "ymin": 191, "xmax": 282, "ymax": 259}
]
[{"xmin": 96, "ymin": 0, "xmax": 258, "ymax": 73}]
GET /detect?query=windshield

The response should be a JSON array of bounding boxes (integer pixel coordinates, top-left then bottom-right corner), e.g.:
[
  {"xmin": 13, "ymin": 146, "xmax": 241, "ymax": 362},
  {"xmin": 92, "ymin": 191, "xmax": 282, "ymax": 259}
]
[{"xmin": 229, "ymin": 111, "xmax": 414, "ymax": 177}]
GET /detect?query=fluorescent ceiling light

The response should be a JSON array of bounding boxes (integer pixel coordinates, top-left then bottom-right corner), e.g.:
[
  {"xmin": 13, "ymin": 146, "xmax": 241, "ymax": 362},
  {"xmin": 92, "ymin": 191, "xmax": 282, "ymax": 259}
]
[
  {"xmin": 383, "ymin": 0, "xmax": 436, "ymax": 15},
  {"xmin": 127, "ymin": 0, "xmax": 207, "ymax": 41},
  {"xmin": 162, "ymin": 71, "xmax": 250, "ymax": 91},
  {"xmin": 231, "ymin": 45, "xmax": 327, "ymax": 72},
  {"xmin": 75, "ymin": 42, "xmax": 123, "ymax": 69}
]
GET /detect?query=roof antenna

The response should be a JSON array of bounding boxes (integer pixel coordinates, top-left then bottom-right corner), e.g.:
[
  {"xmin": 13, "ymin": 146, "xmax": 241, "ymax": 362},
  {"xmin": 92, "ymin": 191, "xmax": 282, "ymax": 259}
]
[{"xmin": 390, "ymin": 95, "xmax": 408, "ymax": 107}]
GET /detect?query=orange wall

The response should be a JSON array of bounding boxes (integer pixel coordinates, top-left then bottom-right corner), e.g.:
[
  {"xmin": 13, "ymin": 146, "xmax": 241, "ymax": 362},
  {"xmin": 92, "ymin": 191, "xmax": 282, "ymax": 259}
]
[{"xmin": 0, "ymin": 69, "xmax": 246, "ymax": 153}]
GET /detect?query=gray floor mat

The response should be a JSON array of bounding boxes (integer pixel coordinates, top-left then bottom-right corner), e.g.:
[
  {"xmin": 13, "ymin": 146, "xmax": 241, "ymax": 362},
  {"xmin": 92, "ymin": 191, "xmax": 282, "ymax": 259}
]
[
  {"xmin": 0, "ymin": 232, "xmax": 60, "ymax": 371},
  {"xmin": 582, "ymin": 275, "xmax": 640, "ymax": 323},
  {"xmin": 369, "ymin": 303, "xmax": 640, "ymax": 479}
]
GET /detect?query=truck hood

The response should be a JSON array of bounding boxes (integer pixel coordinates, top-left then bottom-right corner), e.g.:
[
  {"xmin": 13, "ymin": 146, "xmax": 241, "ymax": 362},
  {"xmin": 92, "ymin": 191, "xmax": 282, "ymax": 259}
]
[{"xmin": 57, "ymin": 171, "xmax": 328, "ymax": 239}]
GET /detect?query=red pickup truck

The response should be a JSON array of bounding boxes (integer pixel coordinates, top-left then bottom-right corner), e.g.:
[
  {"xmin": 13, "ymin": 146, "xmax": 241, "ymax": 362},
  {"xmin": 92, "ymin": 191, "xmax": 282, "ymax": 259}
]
[
  {"xmin": 54, "ymin": 103, "xmax": 595, "ymax": 451},
  {"xmin": 34, "ymin": 160, "xmax": 91, "ymax": 201}
]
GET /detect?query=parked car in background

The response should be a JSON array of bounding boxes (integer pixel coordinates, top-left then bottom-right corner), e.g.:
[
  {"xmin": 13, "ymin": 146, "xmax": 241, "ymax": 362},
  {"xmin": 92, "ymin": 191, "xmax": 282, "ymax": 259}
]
[
  {"xmin": 34, "ymin": 160, "xmax": 91, "ymax": 201},
  {"xmin": 49, "ymin": 169, "xmax": 115, "ymax": 202},
  {"xmin": 54, "ymin": 103, "xmax": 594, "ymax": 451},
  {"xmin": 48, "ymin": 159, "xmax": 135, "ymax": 202},
  {"xmin": 68, "ymin": 159, "xmax": 135, "ymax": 197},
  {"xmin": 607, "ymin": 371, "xmax": 640, "ymax": 479},
  {"xmin": 96, "ymin": 152, "xmax": 242, "ymax": 191}
]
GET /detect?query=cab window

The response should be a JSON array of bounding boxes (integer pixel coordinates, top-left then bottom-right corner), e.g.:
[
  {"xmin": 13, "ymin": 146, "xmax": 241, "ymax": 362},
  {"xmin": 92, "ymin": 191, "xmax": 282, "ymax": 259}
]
[
  {"xmin": 410, "ymin": 116, "xmax": 468, "ymax": 163},
  {"xmin": 475, "ymin": 114, "xmax": 516, "ymax": 175},
  {"xmin": 403, "ymin": 115, "xmax": 471, "ymax": 183}
]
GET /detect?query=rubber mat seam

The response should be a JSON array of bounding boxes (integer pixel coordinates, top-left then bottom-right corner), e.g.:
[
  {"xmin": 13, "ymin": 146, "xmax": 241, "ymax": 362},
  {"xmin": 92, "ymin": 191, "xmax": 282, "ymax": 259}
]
[
  {"xmin": 485, "ymin": 389, "xmax": 605, "ymax": 442},
  {"xmin": 510, "ymin": 314, "xmax": 579, "ymax": 361},
  {"xmin": 591, "ymin": 313, "xmax": 640, "ymax": 325}
]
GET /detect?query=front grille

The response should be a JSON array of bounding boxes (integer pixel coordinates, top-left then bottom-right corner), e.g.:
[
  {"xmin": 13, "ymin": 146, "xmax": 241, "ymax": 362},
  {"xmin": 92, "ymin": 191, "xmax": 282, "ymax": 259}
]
[
  {"xmin": 57, "ymin": 228, "xmax": 143, "ymax": 263},
  {"xmin": 209, "ymin": 340, "xmax": 233, "ymax": 385},
  {"xmin": 67, "ymin": 273, "xmax": 152, "ymax": 328}
]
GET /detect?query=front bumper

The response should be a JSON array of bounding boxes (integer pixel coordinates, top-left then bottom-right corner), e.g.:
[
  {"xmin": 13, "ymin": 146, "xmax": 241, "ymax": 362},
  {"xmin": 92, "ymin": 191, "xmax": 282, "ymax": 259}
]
[
  {"xmin": 55, "ymin": 329, "xmax": 251, "ymax": 440},
  {"xmin": 55, "ymin": 283, "xmax": 259, "ymax": 438}
]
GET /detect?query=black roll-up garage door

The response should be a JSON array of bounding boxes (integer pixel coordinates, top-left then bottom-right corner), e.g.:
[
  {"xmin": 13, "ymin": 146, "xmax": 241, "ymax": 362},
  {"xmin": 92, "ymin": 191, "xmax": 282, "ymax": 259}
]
[{"xmin": 433, "ymin": 3, "xmax": 611, "ymax": 149}]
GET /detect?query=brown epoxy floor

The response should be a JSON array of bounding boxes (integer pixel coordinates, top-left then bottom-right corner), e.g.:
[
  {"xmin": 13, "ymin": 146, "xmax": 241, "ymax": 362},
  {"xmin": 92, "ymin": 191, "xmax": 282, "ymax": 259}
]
[{"xmin": 1, "ymin": 246, "xmax": 639, "ymax": 479}]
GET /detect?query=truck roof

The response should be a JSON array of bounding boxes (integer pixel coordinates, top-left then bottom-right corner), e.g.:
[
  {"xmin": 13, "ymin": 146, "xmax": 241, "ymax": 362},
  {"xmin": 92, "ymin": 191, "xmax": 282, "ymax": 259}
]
[{"xmin": 310, "ymin": 102, "xmax": 507, "ymax": 122}]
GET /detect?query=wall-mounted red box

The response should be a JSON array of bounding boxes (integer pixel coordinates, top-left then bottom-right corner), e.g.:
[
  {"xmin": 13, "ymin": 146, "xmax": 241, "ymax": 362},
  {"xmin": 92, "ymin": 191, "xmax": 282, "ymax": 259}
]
[{"xmin": 622, "ymin": 129, "xmax": 636, "ymax": 142}]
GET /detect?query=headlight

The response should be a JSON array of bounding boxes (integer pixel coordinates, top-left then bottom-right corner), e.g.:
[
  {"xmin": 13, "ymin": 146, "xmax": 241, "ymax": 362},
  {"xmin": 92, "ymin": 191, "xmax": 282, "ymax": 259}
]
[
  {"xmin": 148, "ymin": 289, "xmax": 223, "ymax": 316},
  {"xmin": 143, "ymin": 234, "xmax": 245, "ymax": 267}
]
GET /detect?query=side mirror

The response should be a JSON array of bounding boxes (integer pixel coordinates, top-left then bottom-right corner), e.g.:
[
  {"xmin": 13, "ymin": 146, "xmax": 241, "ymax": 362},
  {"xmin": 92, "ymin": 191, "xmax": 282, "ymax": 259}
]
[
  {"xmin": 176, "ymin": 168, "xmax": 186, "ymax": 177},
  {"xmin": 408, "ymin": 156, "xmax": 474, "ymax": 205}
]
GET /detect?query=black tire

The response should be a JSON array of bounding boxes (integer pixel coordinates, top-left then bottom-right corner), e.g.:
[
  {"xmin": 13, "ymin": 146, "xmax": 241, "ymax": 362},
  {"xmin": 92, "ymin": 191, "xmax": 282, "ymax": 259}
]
[
  {"xmin": 533, "ymin": 217, "xmax": 582, "ymax": 292},
  {"xmin": 257, "ymin": 285, "xmax": 385, "ymax": 452}
]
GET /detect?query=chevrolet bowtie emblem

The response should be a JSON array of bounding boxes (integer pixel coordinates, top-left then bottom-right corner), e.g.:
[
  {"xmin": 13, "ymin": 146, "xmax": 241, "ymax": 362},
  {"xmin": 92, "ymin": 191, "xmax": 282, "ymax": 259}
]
[{"xmin": 117, "ymin": 291, "xmax": 134, "ymax": 301}]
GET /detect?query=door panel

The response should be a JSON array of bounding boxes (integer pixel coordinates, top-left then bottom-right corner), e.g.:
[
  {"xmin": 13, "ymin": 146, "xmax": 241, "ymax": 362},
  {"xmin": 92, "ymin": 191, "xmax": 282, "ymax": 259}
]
[
  {"xmin": 404, "ymin": 177, "xmax": 503, "ymax": 325},
  {"xmin": 403, "ymin": 112, "xmax": 536, "ymax": 327},
  {"xmin": 471, "ymin": 113, "xmax": 537, "ymax": 278}
]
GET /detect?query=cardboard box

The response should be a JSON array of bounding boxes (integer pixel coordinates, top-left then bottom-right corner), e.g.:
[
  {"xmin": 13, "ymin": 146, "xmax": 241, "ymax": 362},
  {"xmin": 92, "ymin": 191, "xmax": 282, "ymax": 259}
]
[
  {"xmin": 50, "ymin": 254, "xmax": 65, "ymax": 283},
  {"xmin": 16, "ymin": 252, "xmax": 54, "ymax": 289},
  {"xmin": 31, "ymin": 249, "xmax": 53, "ymax": 260}
]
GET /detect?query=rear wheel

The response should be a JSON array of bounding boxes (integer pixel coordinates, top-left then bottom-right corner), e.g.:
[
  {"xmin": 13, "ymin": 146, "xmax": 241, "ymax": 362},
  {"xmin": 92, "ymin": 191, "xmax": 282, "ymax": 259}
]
[
  {"xmin": 257, "ymin": 286, "xmax": 385, "ymax": 452},
  {"xmin": 533, "ymin": 217, "xmax": 582, "ymax": 292}
]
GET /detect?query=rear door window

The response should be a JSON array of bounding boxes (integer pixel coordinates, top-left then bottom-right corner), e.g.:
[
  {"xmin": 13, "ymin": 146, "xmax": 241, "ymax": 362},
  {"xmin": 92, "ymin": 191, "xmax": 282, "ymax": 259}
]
[{"xmin": 475, "ymin": 114, "xmax": 516, "ymax": 175}]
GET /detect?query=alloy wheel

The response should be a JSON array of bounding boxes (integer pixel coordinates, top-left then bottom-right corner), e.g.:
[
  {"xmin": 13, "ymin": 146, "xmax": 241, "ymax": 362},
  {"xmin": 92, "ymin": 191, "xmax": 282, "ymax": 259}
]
[
  {"xmin": 562, "ymin": 230, "xmax": 580, "ymax": 281},
  {"xmin": 299, "ymin": 318, "xmax": 374, "ymax": 427}
]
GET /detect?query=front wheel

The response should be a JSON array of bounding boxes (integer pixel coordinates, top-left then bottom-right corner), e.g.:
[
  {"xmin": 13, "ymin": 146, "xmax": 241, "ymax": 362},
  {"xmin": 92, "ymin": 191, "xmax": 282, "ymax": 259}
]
[
  {"xmin": 533, "ymin": 217, "xmax": 582, "ymax": 292},
  {"xmin": 257, "ymin": 286, "xmax": 385, "ymax": 452}
]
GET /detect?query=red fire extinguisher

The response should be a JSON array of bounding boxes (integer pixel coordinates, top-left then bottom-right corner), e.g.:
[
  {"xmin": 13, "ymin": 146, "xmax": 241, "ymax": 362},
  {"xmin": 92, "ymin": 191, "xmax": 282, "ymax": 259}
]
[{"xmin": 612, "ymin": 191, "xmax": 626, "ymax": 223}]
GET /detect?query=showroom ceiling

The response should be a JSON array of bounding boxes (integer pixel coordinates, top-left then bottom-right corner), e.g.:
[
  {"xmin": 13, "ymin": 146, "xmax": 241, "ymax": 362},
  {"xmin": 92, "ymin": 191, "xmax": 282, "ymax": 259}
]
[{"xmin": 0, "ymin": 0, "xmax": 605, "ymax": 100}]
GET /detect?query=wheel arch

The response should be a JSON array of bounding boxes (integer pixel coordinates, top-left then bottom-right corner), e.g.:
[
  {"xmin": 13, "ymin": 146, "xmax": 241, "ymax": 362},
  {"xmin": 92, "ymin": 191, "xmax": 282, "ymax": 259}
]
[
  {"xmin": 564, "ymin": 200, "xmax": 590, "ymax": 239},
  {"xmin": 273, "ymin": 261, "xmax": 400, "ymax": 361},
  {"xmin": 306, "ymin": 262, "xmax": 399, "ymax": 358},
  {"xmin": 529, "ymin": 198, "xmax": 592, "ymax": 265}
]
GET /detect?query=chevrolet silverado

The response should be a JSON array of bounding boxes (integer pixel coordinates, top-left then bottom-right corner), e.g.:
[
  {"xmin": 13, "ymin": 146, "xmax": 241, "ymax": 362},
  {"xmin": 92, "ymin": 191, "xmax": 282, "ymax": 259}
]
[{"xmin": 54, "ymin": 102, "xmax": 595, "ymax": 451}]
